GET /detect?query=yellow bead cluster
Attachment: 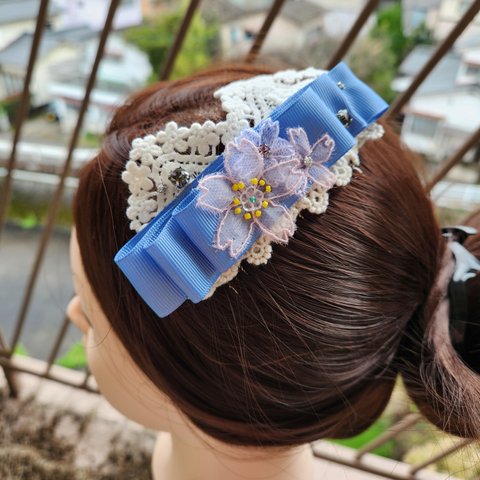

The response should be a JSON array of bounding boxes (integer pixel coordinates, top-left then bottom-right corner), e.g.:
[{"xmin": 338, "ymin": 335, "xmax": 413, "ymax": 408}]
[{"xmin": 231, "ymin": 177, "xmax": 271, "ymax": 221}]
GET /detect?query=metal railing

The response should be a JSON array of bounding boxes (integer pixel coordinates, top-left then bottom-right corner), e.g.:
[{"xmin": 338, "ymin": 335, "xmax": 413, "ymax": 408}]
[{"xmin": 0, "ymin": 0, "xmax": 479, "ymax": 478}]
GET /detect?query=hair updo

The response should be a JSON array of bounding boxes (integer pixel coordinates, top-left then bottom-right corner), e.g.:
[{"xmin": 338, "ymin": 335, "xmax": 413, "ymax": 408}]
[{"xmin": 74, "ymin": 64, "xmax": 480, "ymax": 446}]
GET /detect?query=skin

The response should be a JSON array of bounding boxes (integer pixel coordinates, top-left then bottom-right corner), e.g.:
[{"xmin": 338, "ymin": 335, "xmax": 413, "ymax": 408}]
[{"xmin": 67, "ymin": 229, "xmax": 315, "ymax": 480}]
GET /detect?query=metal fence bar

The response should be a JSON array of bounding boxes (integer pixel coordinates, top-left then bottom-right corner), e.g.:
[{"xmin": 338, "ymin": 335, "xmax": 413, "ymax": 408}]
[
  {"xmin": 245, "ymin": 0, "xmax": 286, "ymax": 64},
  {"xmin": 355, "ymin": 413, "xmax": 421, "ymax": 459},
  {"xmin": 0, "ymin": 0, "xmax": 50, "ymax": 239},
  {"xmin": 425, "ymin": 126, "xmax": 480, "ymax": 193},
  {"xmin": 0, "ymin": 356, "xmax": 97, "ymax": 393},
  {"xmin": 386, "ymin": 0, "xmax": 480, "ymax": 119},
  {"xmin": 44, "ymin": 316, "xmax": 70, "ymax": 376},
  {"xmin": 325, "ymin": 0, "xmax": 380, "ymax": 70},
  {"xmin": 8, "ymin": 0, "xmax": 120, "ymax": 352},
  {"xmin": 0, "ymin": 330, "xmax": 18, "ymax": 396},
  {"xmin": 159, "ymin": 0, "xmax": 202, "ymax": 80},
  {"xmin": 81, "ymin": 369, "xmax": 92, "ymax": 388},
  {"xmin": 409, "ymin": 437, "xmax": 473, "ymax": 475}
]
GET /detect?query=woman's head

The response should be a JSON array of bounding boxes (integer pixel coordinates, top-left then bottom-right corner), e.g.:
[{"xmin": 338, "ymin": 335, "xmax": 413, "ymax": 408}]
[{"xmin": 72, "ymin": 64, "xmax": 480, "ymax": 447}]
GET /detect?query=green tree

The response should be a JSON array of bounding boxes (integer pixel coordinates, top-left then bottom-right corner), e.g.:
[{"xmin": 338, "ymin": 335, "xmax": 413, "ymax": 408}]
[
  {"xmin": 124, "ymin": 5, "xmax": 218, "ymax": 81},
  {"xmin": 349, "ymin": 1, "xmax": 434, "ymax": 103}
]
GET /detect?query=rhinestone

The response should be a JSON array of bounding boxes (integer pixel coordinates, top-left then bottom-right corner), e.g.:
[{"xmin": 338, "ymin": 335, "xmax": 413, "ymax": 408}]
[
  {"xmin": 303, "ymin": 156, "xmax": 313, "ymax": 167},
  {"xmin": 336, "ymin": 109, "xmax": 352, "ymax": 128},
  {"xmin": 258, "ymin": 144, "xmax": 271, "ymax": 157},
  {"xmin": 337, "ymin": 81, "xmax": 345, "ymax": 89},
  {"xmin": 168, "ymin": 167, "xmax": 191, "ymax": 189}
]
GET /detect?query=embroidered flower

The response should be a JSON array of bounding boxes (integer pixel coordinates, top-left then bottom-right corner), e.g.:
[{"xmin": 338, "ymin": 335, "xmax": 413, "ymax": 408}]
[
  {"xmin": 288, "ymin": 127, "xmax": 337, "ymax": 191},
  {"xmin": 237, "ymin": 118, "xmax": 294, "ymax": 167},
  {"xmin": 197, "ymin": 121, "xmax": 303, "ymax": 257}
]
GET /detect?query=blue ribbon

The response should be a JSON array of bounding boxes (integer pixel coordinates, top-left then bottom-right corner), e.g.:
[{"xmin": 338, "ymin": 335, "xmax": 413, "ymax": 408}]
[{"xmin": 115, "ymin": 63, "xmax": 389, "ymax": 318}]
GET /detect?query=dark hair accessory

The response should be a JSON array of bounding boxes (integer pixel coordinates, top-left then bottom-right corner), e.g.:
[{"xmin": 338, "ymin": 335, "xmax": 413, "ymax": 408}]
[{"xmin": 441, "ymin": 226, "xmax": 480, "ymax": 349}]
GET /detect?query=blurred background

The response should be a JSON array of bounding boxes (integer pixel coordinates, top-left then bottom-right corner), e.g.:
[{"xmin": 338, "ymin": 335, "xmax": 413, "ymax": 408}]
[{"xmin": 0, "ymin": 0, "xmax": 479, "ymax": 478}]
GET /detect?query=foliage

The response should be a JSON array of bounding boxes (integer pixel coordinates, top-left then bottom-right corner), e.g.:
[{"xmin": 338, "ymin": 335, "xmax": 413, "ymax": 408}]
[
  {"xmin": 55, "ymin": 341, "xmax": 87, "ymax": 370},
  {"xmin": 0, "ymin": 96, "xmax": 22, "ymax": 124},
  {"xmin": 124, "ymin": 4, "xmax": 218, "ymax": 80},
  {"xmin": 4, "ymin": 189, "xmax": 73, "ymax": 229},
  {"xmin": 348, "ymin": 1, "xmax": 434, "ymax": 103},
  {"xmin": 330, "ymin": 418, "xmax": 396, "ymax": 458},
  {"xmin": 13, "ymin": 344, "xmax": 29, "ymax": 356}
]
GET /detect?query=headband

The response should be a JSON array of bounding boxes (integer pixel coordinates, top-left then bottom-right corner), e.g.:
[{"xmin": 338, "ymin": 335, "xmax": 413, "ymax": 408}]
[{"xmin": 115, "ymin": 63, "xmax": 389, "ymax": 318}]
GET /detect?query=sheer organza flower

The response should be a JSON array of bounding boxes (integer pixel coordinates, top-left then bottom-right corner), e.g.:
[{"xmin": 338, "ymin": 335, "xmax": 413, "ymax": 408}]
[
  {"xmin": 197, "ymin": 122, "xmax": 302, "ymax": 257},
  {"xmin": 288, "ymin": 127, "xmax": 337, "ymax": 191},
  {"xmin": 236, "ymin": 118, "xmax": 294, "ymax": 167}
]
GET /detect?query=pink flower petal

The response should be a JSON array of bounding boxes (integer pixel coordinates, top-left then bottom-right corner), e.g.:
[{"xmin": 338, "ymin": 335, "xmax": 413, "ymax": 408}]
[
  {"xmin": 310, "ymin": 134, "xmax": 335, "ymax": 165},
  {"xmin": 288, "ymin": 128, "xmax": 310, "ymax": 159},
  {"xmin": 224, "ymin": 138, "xmax": 264, "ymax": 184},
  {"xmin": 198, "ymin": 174, "xmax": 234, "ymax": 213},
  {"xmin": 308, "ymin": 164, "xmax": 337, "ymax": 190},
  {"xmin": 256, "ymin": 202, "xmax": 295, "ymax": 244},
  {"xmin": 216, "ymin": 207, "xmax": 255, "ymax": 257},
  {"xmin": 259, "ymin": 118, "xmax": 279, "ymax": 147},
  {"xmin": 238, "ymin": 128, "xmax": 261, "ymax": 146},
  {"xmin": 263, "ymin": 158, "xmax": 305, "ymax": 199}
]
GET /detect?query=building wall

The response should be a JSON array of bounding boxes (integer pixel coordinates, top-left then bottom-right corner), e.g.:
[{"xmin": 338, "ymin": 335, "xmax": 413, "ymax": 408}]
[
  {"xmin": 54, "ymin": 0, "xmax": 143, "ymax": 31},
  {"xmin": 220, "ymin": 14, "xmax": 323, "ymax": 59},
  {"xmin": 31, "ymin": 44, "xmax": 80, "ymax": 106},
  {"xmin": 0, "ymin": 20, "xmax": 36, "ymax": 51}
]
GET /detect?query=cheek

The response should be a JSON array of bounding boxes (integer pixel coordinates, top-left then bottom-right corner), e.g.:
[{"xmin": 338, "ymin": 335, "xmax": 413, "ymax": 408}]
[{"xmin": 85, "ymin": 329, "xmax": 172, "ymax": 431}]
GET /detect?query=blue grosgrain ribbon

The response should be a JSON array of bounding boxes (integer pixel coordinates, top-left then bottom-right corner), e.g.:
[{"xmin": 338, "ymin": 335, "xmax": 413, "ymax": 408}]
[{"xmin": 115, "ymin": 63, "xmax": 389, "ymax": 317}]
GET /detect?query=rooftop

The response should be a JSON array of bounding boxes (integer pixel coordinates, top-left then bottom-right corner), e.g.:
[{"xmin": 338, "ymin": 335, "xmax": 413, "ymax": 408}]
[
  {"xmin": 204, "ymin": 0, "xmax": 324, "ymax": 25},
  {"xmin": 0, "ymin": 0, "xmax": 62, "ymax": 26},
  {"xmin": 394, "ymin": 45, "xmax": 462, "ymax": 94},
  {"xmin": 0, "ymin": 27, "xmax": 96, "ymax": 70}
]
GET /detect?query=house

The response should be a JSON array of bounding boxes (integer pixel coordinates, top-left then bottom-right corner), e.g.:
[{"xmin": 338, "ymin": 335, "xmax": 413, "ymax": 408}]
[
  {"xmin": 204, "ymin": 0, "xmax": 328, "ymax": 59},
  {"xmin": 53, "ymin": 0, "xmax": 143, "ymax": 31},
  {"xmin": 393, "ymin": 44, "xmax": 480, "ymax": 163},
  {"xmin": 0, "ymin": 27, "xmax": 96, "ymax": 104},
  {"xmin": 402, "ymin": 0, "xmax": 480, "ymax": 42},
  {"xmin": 0, "ymin": 0, "xmax": 63, "ymax": 50},
  {"xmin": 0, "ymin": 26, "xmax": 151, "ymax": 134},
  {"xmin": 47, "ymin": 33, "xmax": 152, "ymax": 134}
]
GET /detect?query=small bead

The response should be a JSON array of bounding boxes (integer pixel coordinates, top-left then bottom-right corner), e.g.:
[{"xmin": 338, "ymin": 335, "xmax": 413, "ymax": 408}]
[
  {"xmin": 303, "ymin": 156, "xmax": 313, "ymax": 167},
  {"xmin": 251, "ymin": 178, "xmax": 258, "ymax": 185},
  {"xmin": 237, "ymin": 182, "xmax": 245, "ymax": 190},
  {"xmin": 336, "ymin": 109, "xmax": 352, "ymax": 128},
  {"xmin": 255, "ymin": 210, "xmax": 262, "ymax": 218},
  {"xmin": 265, "ymin": 185, "xmax": 271, "ymax": 193},
  {"xmin": 234, "ymin": 207, "xmax": 242, "ymax": 215},
  {"xmin": 262, "ymin": 200, "xmax": 268, "ymax": 208},
  {"xmin": 244, "ymin": 212, "xmax": 252, "ymax": 220},
  {"xmin": 232, "ymin": 183, "xmax": 239, "ymax": 191},
  {"xmin": 337, "ymin": 81, "xmax": 345, "ymax": 90},
  {"xmin": 233, "ymin": 197, "xmax": 240, "ymax": 205},
  {"xmin": 259, "ymin": 179, "xmax": 266, "ymax": 186},
  {"xmin": 249, "ymin": 196, "xmax": 256, "ymax": 203}
]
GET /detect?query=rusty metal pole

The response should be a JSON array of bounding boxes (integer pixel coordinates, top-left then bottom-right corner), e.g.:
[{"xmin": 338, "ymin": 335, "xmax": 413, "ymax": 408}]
[
  {"xmin": 425, "ymin": 126, "xmax": 480, "ymax": 193},
  {"xmin": 325, "ymin": 0, "xmax": 380, "ymax": 69},
  {"xmin": 387, "ymin": 0, "xmax": 480, "ymax": 119},
  {"xmin": 245, "ymin": 0, "xmax": 286, "ymax": 64},
  {"xmin": 0, "ymin": 0, "xmax": 50, "ymax": 240},
  {"xmin": 9, "ymin": 0, "xmax": 120, "ymax": 351},
  {"xmin": 159, "ymin": 0, "xmax": 202, "ymax": 81}
]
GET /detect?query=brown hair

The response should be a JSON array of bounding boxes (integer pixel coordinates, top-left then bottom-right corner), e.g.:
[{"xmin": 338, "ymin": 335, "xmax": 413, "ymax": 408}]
[{"xmin": 74, "ymin": 64, "xmax": 480, "ymax": 446}]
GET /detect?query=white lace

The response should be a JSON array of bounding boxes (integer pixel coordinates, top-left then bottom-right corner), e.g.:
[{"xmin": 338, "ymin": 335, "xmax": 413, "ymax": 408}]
[{"xmin": 122, "ymin": 69, "xmax": 384, "ymax": 295}]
